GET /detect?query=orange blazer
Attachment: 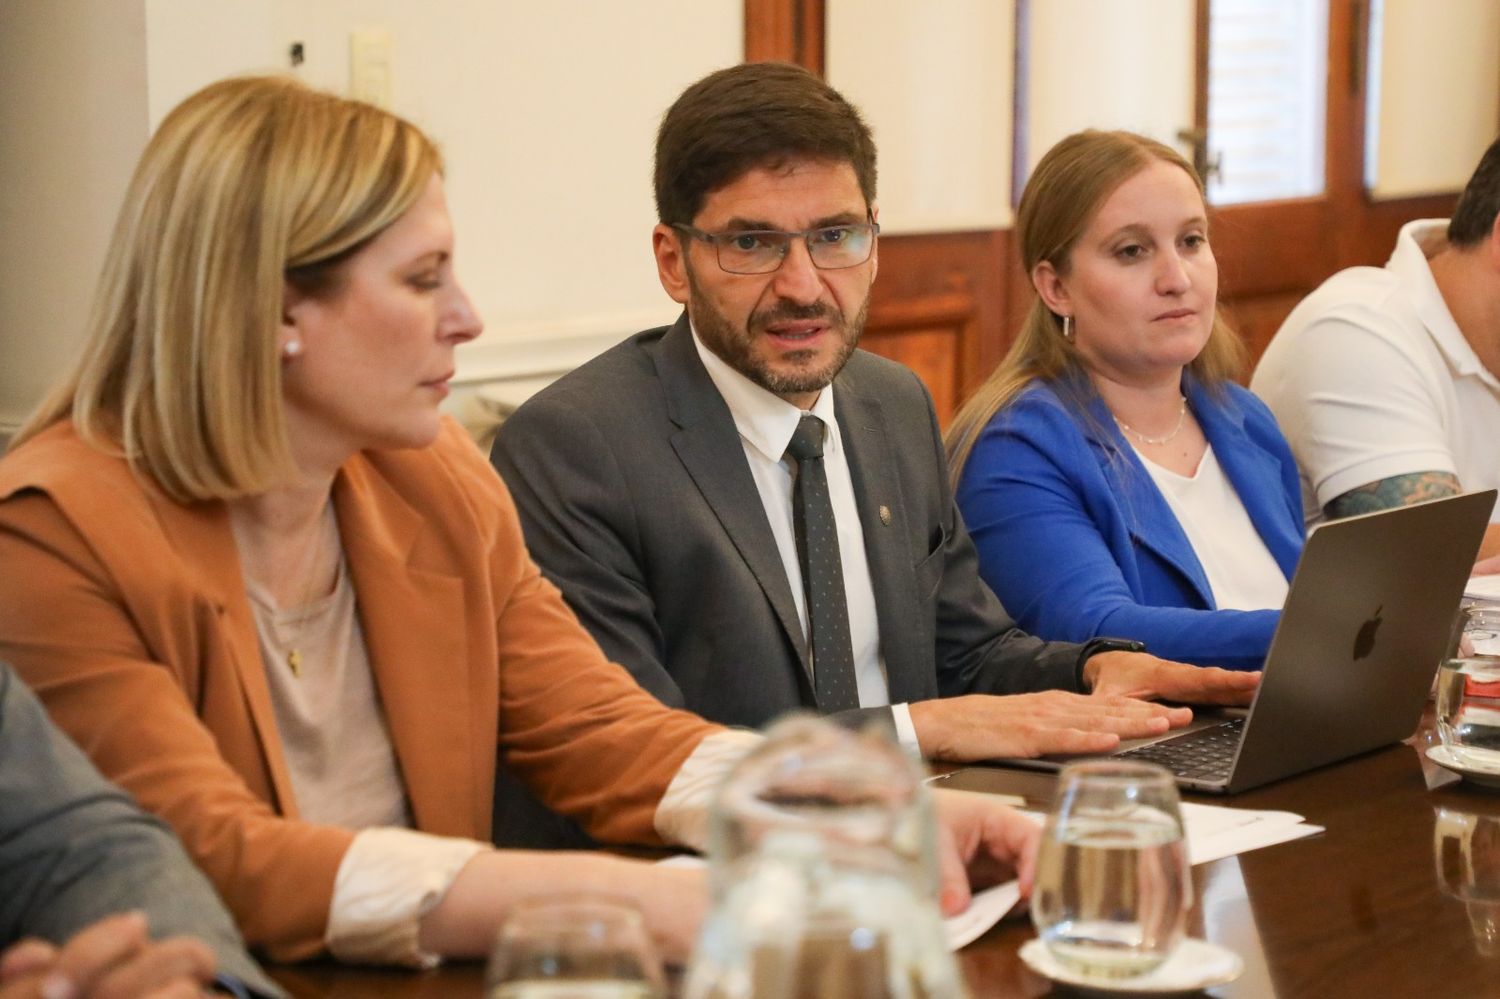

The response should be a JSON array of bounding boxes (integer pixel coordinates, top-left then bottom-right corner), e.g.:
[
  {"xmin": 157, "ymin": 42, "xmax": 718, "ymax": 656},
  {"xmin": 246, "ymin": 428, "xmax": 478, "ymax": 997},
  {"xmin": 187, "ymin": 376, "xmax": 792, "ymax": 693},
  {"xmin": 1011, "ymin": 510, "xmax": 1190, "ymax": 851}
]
[{"xmin": 0, "ymin": 419, "xmax": 720, "ymax": 961}]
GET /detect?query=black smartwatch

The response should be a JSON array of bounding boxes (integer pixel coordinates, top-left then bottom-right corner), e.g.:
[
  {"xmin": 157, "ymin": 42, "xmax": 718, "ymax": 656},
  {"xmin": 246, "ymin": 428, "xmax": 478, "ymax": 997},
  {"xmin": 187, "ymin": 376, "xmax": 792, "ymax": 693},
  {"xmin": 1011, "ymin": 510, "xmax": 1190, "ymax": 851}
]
[{"xmin": 1076, "ymin": 637, "xmax": 1148, "ymax": 690}]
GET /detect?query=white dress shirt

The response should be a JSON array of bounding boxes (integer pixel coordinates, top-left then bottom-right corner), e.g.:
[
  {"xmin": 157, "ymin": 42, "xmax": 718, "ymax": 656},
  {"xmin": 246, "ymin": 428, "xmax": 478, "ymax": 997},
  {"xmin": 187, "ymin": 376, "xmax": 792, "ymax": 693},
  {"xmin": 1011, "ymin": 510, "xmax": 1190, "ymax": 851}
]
[{"xmin": 691, "ymin": 327, "xmax": 919, "ymax": 746}]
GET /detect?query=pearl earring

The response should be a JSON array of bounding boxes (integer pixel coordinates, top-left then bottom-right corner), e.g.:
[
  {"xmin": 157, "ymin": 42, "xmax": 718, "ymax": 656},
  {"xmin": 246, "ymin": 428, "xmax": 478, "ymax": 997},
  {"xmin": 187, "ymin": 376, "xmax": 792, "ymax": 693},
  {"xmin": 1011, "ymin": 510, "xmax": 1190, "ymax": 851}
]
[{"xmin": 282, "ymin": 340, "xmax": 303, "ymax": 360}]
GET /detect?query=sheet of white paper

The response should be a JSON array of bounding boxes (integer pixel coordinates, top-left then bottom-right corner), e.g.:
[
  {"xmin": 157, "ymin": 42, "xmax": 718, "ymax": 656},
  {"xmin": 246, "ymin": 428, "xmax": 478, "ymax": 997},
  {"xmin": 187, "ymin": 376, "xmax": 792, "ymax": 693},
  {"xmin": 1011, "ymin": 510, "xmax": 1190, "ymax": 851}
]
[
  {"xmin": 659, "ymin": 802, "xmax": 1319, "ymax": 953},
  {"xmin": 944, "ymin": 880, "xmax": 1022, "ymax": 950},
  {"xmin": 1017, "ymin": 801, "xmax": 1322, "ymax": 866},
  {"xmin": 1466, "ymin": 574, "xmax": 1500, "ymax": 601},
  {"xmin": 654, "ymin": 855, "xmax": 1024, "ymax": 951}
]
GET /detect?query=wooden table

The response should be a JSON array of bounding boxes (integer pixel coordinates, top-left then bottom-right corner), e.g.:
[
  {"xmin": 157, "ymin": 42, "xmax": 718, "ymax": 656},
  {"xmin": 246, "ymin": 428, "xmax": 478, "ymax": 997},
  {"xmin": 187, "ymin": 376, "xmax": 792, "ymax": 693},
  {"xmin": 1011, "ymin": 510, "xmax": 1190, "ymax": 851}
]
[{"xmin": 268, "ymin": 726, "xmax": 1500, "ymax": 997}]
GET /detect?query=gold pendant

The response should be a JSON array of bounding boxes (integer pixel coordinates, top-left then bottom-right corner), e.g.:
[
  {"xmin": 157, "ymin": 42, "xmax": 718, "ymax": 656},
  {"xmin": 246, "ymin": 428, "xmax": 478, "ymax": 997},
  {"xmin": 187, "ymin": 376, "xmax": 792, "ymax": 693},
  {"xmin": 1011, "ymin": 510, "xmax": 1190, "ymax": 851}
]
[{"xmin": 288, "ymin": 648, "xmax": 302, "ymax": 678}]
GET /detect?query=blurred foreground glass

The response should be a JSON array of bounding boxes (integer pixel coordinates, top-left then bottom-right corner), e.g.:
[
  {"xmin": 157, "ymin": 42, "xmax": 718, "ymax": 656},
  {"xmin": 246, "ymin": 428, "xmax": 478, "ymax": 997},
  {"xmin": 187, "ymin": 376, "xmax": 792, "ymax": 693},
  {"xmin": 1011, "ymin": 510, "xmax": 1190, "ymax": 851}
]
[
  {"xmin": 1434, "ymin": 807, "xmax": 1500, "ymax": 957},
  {"xmin": 1031, "ymin": 760, "xmax": 1191, "ymax": 978},
  {"xmin": 485, "ymin": 896, "xmax": 664, "ymax": 999},
  {"xmin": 682, "ymin": 715, "xmax": 964, "ymax": 999},
  {"xmin": 1437, "ymin": 605, "xmax": 1500, "ymax": 768}
]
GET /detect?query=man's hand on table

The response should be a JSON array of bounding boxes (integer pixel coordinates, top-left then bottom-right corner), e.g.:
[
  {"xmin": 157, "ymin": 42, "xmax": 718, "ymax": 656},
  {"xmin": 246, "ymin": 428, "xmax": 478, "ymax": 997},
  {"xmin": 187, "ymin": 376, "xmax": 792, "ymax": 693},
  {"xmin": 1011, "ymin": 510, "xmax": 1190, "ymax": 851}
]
[
  {"xmin": 908, "ymin": 690, "xmax": 1191, "ymax": 762},
  {"xmin": 0, "ymin": 912, "xmax": 217, "ymax": 999}
]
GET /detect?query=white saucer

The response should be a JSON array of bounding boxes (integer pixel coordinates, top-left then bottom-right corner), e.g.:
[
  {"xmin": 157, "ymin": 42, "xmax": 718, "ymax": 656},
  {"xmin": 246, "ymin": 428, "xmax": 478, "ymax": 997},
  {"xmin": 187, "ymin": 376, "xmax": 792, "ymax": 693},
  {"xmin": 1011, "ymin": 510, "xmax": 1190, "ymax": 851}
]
[
  {"xmin": 1426, "ymin": 744, "xmax": 1500, "ymax": 789},
  {"xmin": 1019, "ymin": 937, "xmax": 1243, "ymax": 996}
]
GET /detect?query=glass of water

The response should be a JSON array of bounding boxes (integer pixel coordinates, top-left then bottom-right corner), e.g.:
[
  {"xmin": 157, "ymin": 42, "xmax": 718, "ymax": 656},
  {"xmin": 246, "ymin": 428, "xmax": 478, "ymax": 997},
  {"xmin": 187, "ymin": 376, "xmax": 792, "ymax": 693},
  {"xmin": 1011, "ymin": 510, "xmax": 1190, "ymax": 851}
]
[
  {"xmin": 485, "ymin": 895, "xmax": 665, "ymax": 999},
  {"xmin": 1437, "ymin": 605, "xmax": 1500, "ymax": 768},
  {"xmin": 1031, "ymin": 760, "xmax": 1192, "ymax": 979}
]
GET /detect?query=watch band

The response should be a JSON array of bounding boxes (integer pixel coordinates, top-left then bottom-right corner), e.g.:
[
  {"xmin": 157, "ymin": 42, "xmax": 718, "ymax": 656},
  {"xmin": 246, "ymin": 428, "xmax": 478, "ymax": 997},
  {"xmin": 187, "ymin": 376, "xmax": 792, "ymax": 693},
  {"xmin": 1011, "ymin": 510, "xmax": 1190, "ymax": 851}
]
[{"xmin": 1076, "ymin": 637, "xmax": 1148, "ymax": 690}]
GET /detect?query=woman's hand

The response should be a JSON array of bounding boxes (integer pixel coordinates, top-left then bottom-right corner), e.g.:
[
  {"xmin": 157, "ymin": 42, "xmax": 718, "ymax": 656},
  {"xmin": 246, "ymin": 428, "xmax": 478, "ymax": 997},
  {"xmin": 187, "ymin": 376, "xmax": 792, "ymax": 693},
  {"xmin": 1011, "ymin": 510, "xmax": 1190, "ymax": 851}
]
[{"xmin": 929, "ymin": 789, "xmax": 1041, "ymax": 916}]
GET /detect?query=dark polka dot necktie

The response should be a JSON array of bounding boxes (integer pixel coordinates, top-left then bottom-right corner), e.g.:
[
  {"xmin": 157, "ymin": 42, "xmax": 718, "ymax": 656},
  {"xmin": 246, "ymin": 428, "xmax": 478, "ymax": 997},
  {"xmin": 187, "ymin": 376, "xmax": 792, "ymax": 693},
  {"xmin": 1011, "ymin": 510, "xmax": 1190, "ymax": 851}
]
[{"xmin": 785, "ymin": 414, "xmax": 859, "ymax": 713}]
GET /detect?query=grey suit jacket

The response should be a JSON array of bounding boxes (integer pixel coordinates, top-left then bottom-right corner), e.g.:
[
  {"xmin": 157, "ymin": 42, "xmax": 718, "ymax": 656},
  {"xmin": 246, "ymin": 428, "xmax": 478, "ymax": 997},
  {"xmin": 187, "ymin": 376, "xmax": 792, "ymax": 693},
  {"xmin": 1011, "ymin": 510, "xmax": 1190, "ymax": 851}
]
[
  {"xmin": 493, "ymin": 315, "xmax": 1087, "ymax": 732},
  {"xmin": 0, "ymin": 662, "xmax": 281, "ymax": 998}
]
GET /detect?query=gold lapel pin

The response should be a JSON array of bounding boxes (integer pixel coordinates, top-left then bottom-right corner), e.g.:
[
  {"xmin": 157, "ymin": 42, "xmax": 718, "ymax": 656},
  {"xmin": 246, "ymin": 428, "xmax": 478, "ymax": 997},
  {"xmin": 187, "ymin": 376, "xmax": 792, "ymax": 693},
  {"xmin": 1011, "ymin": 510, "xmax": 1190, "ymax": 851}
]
[{"xmin": 878, "ymin": 505, "xmax": 892, "ymax": 526}]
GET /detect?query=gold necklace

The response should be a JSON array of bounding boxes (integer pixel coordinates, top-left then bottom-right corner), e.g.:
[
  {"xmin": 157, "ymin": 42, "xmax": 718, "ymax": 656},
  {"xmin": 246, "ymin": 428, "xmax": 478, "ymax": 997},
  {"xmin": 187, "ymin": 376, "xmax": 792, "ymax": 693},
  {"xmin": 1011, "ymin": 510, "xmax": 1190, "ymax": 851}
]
[
  {"xmin": 284, "ymin": 503, "xmax": 336, "ymax": 678},
  {"xmin": 1114, "ymin": 396, "xmax": 1188, "ymax": 446}
]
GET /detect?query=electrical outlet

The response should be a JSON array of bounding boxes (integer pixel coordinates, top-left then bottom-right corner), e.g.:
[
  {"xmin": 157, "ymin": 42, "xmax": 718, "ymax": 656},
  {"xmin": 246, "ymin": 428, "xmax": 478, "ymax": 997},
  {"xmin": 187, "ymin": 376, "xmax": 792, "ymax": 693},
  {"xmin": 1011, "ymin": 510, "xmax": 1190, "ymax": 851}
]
[{"xmin": 350, "ymin": 28, "xmax": 392, "ymax": 107}]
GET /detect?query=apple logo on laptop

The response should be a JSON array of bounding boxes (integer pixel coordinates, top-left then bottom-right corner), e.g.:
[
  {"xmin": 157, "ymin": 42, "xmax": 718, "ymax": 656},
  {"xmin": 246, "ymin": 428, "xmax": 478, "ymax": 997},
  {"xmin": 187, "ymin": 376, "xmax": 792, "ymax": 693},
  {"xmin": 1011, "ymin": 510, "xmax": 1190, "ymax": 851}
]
[{"xmin": 1353, "ymin": 605, "xmax": 1383, "ymax": 660}]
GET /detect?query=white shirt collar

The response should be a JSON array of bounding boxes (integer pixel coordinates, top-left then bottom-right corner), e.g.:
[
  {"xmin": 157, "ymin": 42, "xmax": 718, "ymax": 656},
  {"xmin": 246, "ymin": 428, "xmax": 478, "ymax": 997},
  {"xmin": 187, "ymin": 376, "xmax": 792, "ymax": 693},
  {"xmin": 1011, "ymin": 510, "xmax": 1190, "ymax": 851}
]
[
  {"xmin": 1390, "ymin": 219, "xmax": 1498, "ymax": 386},
  {"xmin": 689, "ymin": 321, "xmax": 841, "ymax": 464}
]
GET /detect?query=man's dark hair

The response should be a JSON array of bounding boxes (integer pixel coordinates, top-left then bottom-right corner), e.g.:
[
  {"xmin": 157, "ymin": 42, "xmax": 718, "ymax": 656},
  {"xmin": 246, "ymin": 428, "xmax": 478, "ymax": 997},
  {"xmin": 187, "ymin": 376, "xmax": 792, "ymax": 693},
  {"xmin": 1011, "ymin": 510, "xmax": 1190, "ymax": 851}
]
[
  {"xmin": 654, "ymin": 62, "xmax": 877, "ymax": 226},
  {"xmin": 1449, "ymin": 133, "xmax": 1500, "ymax": 248}
]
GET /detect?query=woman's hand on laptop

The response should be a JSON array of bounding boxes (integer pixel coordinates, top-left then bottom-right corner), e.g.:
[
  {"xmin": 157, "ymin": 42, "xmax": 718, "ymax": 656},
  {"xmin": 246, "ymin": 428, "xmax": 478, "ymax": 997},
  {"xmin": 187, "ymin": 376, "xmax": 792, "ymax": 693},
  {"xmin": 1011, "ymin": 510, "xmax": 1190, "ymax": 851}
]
[{"xmin": 1085, "ymin": 651, "xmax": 1259, "ymax": 706}]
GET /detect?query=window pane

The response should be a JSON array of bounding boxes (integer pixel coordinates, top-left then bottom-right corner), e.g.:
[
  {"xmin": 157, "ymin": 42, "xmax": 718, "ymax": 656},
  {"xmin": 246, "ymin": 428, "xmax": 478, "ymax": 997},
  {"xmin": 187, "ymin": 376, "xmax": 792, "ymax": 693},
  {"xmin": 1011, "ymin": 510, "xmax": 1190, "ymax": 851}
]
[{"xmin": 1206, "ymin": 0, "xmax": 1327, "ymax": 205}]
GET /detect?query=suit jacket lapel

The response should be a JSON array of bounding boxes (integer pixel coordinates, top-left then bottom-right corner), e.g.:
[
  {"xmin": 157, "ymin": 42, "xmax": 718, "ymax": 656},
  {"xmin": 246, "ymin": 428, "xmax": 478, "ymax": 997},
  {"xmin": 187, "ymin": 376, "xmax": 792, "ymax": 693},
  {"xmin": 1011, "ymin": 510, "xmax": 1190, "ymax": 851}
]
[
  {"xmin": 1075, "ymin": 388, "xmax": 1217, "ymax": 606},
  {"xmin": 655, "ymin": 316, "xmax": 811, "ymax": 678},
  {"xmin": 335, "ymin": 462, "xmax": 477, "ymax": 837},
  {"xmin": 1188, "ymin": 381, "xmax": 1302, "ymax": 580},
  {"xmin": 834, "ymin": 366, "xmax": 927, "ymax": 704},
  {"xmin": 153, "ymin": 496, "xmax": 304, "ymax": 816}
]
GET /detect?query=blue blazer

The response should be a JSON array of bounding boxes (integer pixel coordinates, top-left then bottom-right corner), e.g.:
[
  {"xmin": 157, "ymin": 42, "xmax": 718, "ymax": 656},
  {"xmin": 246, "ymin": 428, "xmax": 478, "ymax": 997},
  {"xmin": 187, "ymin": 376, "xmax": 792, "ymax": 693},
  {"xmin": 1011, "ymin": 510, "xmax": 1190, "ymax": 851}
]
[{"xmin": 955, "ymin": 375, "xmax": 1304, "ymax": 671}]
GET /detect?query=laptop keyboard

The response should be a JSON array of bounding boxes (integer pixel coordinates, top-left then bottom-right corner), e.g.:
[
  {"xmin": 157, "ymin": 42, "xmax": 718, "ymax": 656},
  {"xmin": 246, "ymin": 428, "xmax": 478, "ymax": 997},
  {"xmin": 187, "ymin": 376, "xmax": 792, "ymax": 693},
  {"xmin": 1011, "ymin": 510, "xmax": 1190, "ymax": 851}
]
[{"xmin": 1117, "ymin": 717, "xmax": 1246, "ymax": 782}]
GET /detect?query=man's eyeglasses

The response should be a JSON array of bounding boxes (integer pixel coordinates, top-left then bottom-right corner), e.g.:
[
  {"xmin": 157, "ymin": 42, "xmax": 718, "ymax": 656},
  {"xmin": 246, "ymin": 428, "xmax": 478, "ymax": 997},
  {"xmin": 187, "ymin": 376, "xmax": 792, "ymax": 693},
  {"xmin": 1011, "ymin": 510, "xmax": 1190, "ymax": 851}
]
[{"xmin": 673, "ymin": 221, "xmax": 880, "ymax": 275}]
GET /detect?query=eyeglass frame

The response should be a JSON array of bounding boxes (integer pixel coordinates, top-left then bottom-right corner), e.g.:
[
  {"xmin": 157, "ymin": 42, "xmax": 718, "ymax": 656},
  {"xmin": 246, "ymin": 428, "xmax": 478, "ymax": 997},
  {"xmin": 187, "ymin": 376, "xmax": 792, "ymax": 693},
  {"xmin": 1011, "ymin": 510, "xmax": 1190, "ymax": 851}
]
[{"xmin": 670, "ymin": 216, "xmax": 881, "ymax": 275}]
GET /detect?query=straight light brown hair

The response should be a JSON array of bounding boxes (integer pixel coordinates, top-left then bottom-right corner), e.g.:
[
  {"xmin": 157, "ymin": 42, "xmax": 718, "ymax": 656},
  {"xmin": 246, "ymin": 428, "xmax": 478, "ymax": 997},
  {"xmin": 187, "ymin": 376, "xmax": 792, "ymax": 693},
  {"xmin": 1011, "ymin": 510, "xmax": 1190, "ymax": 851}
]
[
  {"xmin": 12, "ymin": 75, "xmax": 441, "ymax": 501},
  {"xmin": 945, "ymin": 129, "xmax": 1244, "ymax": 487}
]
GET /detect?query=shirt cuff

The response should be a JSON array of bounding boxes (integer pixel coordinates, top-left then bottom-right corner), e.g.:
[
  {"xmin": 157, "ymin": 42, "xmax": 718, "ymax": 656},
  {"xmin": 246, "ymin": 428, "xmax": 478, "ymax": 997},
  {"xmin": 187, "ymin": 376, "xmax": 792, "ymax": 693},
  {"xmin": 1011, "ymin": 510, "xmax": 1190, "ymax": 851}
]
[
  {"xmin": 653, "ymin": 728, "xmax": 764, "ymax": 852},
  {"xmin": 889, "ymin": 703, "xmax": 920, "ymax": 752},
  {"xmin": 325, "ymin": 827, "xmax": 488, "ymax": 967}
]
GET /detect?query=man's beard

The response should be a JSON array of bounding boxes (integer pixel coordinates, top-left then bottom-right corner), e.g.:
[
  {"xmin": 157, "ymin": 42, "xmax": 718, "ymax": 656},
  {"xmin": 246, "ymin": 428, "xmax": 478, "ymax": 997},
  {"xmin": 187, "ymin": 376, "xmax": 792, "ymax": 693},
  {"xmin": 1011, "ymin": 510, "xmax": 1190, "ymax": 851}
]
[{"xmin": 687, "ymin": 268, "xmax": 868, "ymax": 399}]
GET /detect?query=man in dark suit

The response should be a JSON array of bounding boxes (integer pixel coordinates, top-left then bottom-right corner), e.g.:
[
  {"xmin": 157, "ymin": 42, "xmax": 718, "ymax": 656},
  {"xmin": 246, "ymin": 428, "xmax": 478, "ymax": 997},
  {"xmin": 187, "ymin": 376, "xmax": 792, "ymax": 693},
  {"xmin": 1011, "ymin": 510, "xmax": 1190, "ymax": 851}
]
[
  {"xmin": 493, "ymin": 63, "xmax": 1255, "ymax": 762},
  {"xmin": 0, "ymin": 662, "xmax": 280, "ymax": 998}
]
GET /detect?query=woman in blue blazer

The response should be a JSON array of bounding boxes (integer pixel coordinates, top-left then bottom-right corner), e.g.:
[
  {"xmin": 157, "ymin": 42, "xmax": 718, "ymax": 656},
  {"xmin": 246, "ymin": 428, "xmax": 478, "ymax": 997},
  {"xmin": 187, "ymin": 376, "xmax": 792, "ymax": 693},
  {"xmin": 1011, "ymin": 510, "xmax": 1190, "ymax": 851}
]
[{"xmin": 946, "ymin": 131, "xmax": 1303, "ymax": 671}]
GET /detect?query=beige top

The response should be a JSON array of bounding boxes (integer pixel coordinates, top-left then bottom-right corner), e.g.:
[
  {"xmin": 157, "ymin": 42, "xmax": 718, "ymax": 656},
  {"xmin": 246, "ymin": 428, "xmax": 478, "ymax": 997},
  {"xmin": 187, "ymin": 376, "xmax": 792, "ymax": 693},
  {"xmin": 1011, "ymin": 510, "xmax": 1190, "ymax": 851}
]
[{"xmin": 245, "ymin": 558, "xmax": 411, "ymax": 831}]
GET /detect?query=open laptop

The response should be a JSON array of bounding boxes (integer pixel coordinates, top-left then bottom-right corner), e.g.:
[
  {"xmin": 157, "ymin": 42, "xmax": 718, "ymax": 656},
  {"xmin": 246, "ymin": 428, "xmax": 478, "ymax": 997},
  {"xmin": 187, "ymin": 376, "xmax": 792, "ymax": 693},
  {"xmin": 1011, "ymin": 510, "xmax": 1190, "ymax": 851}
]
[{"xmin": 998, "ymin": 489, "xmax": 1497, "ymax": 794}]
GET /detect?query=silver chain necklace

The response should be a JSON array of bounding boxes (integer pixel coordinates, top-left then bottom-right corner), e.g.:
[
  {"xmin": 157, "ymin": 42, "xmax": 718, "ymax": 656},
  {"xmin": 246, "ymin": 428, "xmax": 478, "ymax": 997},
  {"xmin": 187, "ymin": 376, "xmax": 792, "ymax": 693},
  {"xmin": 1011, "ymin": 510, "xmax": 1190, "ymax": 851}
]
[{"xmin": 1114, "ymin": 396, "xmax": 1188, "ymax": 446}]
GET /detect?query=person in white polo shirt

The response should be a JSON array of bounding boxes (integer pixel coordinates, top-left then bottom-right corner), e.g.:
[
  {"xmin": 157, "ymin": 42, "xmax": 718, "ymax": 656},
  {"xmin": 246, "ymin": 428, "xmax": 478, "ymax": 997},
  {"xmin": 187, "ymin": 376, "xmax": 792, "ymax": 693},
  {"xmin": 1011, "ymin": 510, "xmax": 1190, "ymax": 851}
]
[{"xmin": 1252, "ymin": 134, "xmax": 1500, "ymax": 562}]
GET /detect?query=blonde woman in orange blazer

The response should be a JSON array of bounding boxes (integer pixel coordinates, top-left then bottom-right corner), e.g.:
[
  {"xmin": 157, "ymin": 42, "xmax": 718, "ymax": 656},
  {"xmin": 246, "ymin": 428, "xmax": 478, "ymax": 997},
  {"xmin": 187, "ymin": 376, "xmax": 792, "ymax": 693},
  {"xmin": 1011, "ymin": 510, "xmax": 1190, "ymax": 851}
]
[{"xmin": 0, "ymin": 77, "xmax": 1038, "ymax": 970}]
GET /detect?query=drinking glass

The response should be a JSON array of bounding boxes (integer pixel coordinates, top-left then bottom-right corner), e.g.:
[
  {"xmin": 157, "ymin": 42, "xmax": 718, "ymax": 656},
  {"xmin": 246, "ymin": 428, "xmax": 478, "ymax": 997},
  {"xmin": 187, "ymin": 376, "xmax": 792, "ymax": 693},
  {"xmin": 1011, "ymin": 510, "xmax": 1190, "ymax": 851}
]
[
  {"xmin": 1031, "ymin": 760, "xmax": 1192, "ymax": 979},
  {"xmin": 1434, "ymin": 807, "xmax": 1500, "ymax": 956},
  {"xmin": 681, "ymin": 714, "xmax": 964, "ymax": 999},
  {"xmin": 1437, "ymin": 605, "xmax": 1500, "ymax": 768},
  {"xmin": 485, "ymin": 895, "xmax": 665, "ymax": 999}
]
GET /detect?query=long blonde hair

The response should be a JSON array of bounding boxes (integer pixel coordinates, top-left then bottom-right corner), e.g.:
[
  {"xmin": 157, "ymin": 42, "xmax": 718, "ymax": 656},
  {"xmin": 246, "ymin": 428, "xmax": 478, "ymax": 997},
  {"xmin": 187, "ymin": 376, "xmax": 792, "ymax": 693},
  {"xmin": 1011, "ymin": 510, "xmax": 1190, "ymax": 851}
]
[
  {"xmin": 945, "ymin": 130, "xmax": 1244, "ymax": 487},
  {"xmin": 11, "ymin": 75, "xmax": 441, "ymax": 502}
]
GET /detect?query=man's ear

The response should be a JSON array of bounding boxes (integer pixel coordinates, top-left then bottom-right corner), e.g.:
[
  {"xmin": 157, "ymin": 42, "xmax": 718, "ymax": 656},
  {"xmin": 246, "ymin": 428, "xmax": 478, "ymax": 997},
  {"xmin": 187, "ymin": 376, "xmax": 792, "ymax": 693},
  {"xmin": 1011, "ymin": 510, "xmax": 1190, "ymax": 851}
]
[
  {"xmin": 1484, "ymin": 213, "xmax": 1500, "ymax": 272},
  {"xmin": 653, "ymin": 224, "xmax": 691, "ymax": 305},
  {"xmin": 1031, "ymin": 260, "xmax": 1071, "ymax": 316}
]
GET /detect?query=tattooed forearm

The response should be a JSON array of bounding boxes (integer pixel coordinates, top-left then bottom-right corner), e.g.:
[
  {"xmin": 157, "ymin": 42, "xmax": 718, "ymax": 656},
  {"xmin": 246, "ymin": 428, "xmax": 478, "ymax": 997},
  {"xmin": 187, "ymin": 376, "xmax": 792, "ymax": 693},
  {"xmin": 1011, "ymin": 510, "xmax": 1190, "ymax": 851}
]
[{"xmin": 1325, "ymin": 471, "xmax": 1461, "ymax": 519}]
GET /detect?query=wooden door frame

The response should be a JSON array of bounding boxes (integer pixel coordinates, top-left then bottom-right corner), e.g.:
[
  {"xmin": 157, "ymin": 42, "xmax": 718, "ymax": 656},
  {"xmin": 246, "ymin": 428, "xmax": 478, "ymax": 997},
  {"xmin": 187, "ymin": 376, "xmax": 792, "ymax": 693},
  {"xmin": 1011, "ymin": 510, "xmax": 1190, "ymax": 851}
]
[
  {"xmin": 744, "ymin": 0, "xmax": 825, "ymax": 72},
  {"xmin": 1195, "ymin": 0, "xmax": 1457, "ymax": 298}
]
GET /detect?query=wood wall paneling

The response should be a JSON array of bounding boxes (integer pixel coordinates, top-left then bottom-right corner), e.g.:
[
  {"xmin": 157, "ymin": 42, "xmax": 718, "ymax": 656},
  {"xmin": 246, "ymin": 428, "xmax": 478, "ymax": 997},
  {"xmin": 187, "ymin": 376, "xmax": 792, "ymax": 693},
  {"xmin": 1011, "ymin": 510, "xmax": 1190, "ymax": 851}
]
[{"xmin": 864, "ymin": 230, "xmax": 1013, "ymax": 427}]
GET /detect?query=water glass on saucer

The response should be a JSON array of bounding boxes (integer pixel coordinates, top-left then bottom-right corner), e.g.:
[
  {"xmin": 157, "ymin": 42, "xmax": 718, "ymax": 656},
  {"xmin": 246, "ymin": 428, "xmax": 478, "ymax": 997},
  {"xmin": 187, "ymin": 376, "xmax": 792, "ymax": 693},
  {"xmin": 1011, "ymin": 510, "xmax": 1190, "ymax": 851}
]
[
  {"xmin": 1030, "ymin": 760, "xmax": 1192, "ymax": 979},
  {"xmin": 1436, "ymin": 605, "xmax": 1500, "ymax": 770}
]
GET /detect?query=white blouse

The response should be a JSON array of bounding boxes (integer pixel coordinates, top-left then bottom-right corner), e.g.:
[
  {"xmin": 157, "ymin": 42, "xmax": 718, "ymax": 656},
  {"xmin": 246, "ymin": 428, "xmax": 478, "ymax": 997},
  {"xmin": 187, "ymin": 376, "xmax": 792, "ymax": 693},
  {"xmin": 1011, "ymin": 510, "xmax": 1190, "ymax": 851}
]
[{"xmin": 1136, "ymin": 444, "xmax": 1290, "ymax": 611}]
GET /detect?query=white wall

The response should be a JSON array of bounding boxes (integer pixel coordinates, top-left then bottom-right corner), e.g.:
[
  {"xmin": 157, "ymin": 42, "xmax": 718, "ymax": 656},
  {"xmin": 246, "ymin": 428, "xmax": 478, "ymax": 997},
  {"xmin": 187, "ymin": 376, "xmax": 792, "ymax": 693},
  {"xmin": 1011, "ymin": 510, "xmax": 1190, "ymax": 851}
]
[
  {"xmin": 3, "ymin": 2, "xmax": 1498, "ymax": 431},
  {"xmin": 827, "ymin": 0, "xmax": 1015, "ymax": 232},
  {"xmin": 0, "ymin": 0, "xmax": 151, "ymax": 429},
  {"xmin": 0, "ymin": 0, "xmax": 740, "ymax": 430},
  {"xmin": 1367, "ymin": 0, "xmax": 1500, "ymax": 199},
  {"xmin": 1023, "ymin": 0, "xmax": 1197, "ymax": 181}
]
